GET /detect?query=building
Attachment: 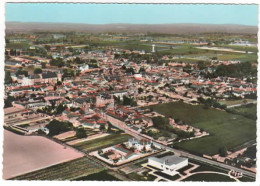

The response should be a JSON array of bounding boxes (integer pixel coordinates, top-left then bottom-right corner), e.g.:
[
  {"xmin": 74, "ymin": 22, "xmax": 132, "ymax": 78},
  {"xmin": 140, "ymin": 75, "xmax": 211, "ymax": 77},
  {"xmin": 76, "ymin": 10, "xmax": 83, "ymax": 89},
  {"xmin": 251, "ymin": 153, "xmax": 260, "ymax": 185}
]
[
  {"xmin": 127, "ymin": 138, "xmax": 152, "ymax": 152},
  {"xmin": 148, "ymin": 155, "xmax": 188, "ymax": 176},
  {"xmin": 96, "ymin": 93, "xmax": 114, "ymax": 107}
]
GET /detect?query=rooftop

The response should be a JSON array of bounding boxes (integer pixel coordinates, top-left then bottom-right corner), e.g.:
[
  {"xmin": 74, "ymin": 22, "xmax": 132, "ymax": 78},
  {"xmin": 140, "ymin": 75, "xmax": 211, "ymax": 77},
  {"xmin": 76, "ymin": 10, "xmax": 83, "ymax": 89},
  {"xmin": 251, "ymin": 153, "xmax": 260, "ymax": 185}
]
[{"xmin": 149, "ymin": 155, "xmax": 187, "ymax": 166}]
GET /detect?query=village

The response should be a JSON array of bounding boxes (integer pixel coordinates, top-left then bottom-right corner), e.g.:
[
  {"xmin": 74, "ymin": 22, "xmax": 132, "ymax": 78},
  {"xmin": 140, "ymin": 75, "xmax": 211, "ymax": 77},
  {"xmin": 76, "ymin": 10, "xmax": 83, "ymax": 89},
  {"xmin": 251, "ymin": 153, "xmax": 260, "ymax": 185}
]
[{"xmin": 3, "ymin": 31, "xmax": 257, "ymax": 181}]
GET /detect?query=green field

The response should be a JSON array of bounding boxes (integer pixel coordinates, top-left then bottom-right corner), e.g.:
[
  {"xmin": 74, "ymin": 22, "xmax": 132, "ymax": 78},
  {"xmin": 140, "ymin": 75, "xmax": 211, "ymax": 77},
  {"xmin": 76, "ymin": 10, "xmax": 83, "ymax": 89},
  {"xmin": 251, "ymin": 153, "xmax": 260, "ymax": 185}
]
[
  {"xmin": 73, "ymin": 133, "xmax": 132, "ymax": 152},
  {"xmin": 217, "ymin": 53, "xmax": 257, "ymax": 62},
  {"xmin": 219, "ymin": 99, "xmax": 255, "ymax": 106},
  {"xmin": 147, "ymin": 101, "xmax": 256, "ymax": 155},
  {"xmin": 6, "ymin": 43, "xmax": 30, "ymax": 50},
  {"xmin": 228, "ymin": 104, "xmax": 257, "ymax": 120},
  {"xmin": 11, "ymin": 157, "xmax": 104, "ymax": 180},
  {"xmin": 183, "ymin": 173, "xmax": 236, "ymax": 182}
]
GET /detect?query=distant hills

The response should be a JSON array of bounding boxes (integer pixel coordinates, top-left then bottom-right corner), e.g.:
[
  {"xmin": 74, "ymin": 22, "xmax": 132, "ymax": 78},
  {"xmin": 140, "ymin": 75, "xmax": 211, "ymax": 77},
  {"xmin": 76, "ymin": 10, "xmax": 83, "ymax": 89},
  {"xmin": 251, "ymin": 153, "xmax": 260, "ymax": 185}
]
[{"xmin": 6, "ymin": 22, "xmax": 258, "ymax": 34}]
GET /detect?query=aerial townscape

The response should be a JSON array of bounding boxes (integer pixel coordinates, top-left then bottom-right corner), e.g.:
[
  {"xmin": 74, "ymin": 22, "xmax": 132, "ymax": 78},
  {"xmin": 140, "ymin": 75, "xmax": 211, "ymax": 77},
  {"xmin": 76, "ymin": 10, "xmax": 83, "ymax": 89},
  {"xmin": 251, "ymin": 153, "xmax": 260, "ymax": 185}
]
[{"xmin": 3, "ymin": 3, "xmax": 258, "ymax": 183}]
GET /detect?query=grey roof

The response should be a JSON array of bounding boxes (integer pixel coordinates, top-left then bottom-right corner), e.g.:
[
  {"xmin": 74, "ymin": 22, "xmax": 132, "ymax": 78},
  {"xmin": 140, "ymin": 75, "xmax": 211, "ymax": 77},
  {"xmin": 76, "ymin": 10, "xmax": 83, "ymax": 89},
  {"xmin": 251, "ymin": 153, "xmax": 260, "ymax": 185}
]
[{"xmin": 149, "ymin": 155, "xmax": 187, "ymax": 166}]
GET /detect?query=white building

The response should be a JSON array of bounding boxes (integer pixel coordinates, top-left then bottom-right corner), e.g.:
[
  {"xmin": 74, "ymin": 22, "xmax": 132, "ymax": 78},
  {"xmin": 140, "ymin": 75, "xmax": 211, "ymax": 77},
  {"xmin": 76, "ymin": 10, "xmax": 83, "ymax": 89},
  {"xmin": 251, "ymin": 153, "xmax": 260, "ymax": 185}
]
[
  {"xmin": 148, "ymin": 155, "xmax": 188, "ymax": 176},
  {"xmin": 128, "ymin": 138, "xmax": 152, "ymax": 152},
  {"xmin": 79, "ymin": 64, "xmax": 89, "ymax": 71}
]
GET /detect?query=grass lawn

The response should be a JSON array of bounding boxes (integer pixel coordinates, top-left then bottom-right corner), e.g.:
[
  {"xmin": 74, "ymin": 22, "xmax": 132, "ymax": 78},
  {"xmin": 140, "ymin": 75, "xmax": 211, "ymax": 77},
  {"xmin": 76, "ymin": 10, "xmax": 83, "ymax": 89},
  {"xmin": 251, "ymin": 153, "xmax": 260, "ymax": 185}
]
[
  {"xmin": 185, "ymin": 159, "xmax": 255, "ymax": 182},
  {"xmin": 74, "ymin": 170, "xmax": 120, "ymax": 181},
  {"xmin": 189, "ymin": 159, "xmax": 228, "ymax": 173},
  {"xmin": 238, "ymin": 176, "xmax": 255, "ymax": 182},
  {"xmin": 182, "ymin": 173, "xmax": 236, "ymax": 182},
  {"xmin": 73, "ymin": 133, "xmax": 132, "ymax": 152},
  {"xmin": 147, "ymin": 101, "xmax": 256, "ymax": 155}
]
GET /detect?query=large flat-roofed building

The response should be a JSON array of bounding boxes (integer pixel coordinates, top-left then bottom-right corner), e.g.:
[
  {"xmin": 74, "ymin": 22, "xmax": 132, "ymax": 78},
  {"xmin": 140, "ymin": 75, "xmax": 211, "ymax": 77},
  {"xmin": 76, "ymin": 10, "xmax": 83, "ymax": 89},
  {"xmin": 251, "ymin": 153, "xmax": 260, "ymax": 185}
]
[{"xmin": 148, "ymin": 155, "xmax": 188, "ymax": 176}]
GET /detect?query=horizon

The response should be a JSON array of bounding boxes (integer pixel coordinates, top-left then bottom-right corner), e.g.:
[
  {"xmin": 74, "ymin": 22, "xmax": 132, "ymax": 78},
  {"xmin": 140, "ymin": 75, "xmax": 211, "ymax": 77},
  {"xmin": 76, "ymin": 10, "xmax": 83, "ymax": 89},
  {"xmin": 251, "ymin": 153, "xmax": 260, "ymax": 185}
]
[
  {"xmin": 6, "ymin": 3, "xmax": 258, "ymax": 26},
  {"xmin": 6, "ymin": 21, "xmax": 258, "ymax": 27}
]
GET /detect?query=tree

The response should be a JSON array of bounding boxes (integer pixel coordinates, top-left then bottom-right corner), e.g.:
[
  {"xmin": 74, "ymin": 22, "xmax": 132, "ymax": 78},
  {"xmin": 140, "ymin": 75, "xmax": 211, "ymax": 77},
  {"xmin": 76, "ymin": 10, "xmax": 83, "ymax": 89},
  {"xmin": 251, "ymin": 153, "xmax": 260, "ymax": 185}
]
[
  {"xmin": 55, "ymin": 103, "xmax": 67, "ymax": 115},
  {"xmin": 197, "ymin": 61, "xmax": 208, "ymax": 70},
  {"xmin": 126, "ymin": 67, "xmax": 135, "ymax": 74},
  {"xmin": 147, "ymin": 95, "xmax": 153, "ymax": 102},
  {"xmin": 44, "ymin": 45, "xmax": 51, "ymax": 51},
  {"xmin": 74, "ymin": 57, "xmax": 83, "ymax": 64},
  {"xmin": 5, "ymin": 71, "xmax": 12, "ymax": 84},
  {"xmin": 219, "ymin": 147, "xmax": 227, "ymax": 157},
  {"xmin": 139, "ymin": 67, "xmax": 145, "ymax": 73},
  {"xmin": 138, "ymin": 88, "xmax": 144, "ymax": 94},
  {"xmin": 99, "ymin": 124, "xmax": 106, "ymax": 131},
  {"xmin": 75, "ymin": 128, "xmax": 87, "ymax": 138},
  {"xmin": 107, "ymin": 122, "xmax": 112, "ymax": 133},
  {"xmin": 41, "ymin": 62, "xmax": 47, "ymax": 68},
  {"xmin": 152, "ymin": 116, "xmax": 167, "ymax": 130},
  {"xmin": 34, "ymin": 68, "xmax": 42, "ymax": 74},
  {"xmin": 123, "ymin": 96, "xmax": 131, "ymax": 105},
  {"xmin": 50, "ymin": 57, "xmax": 64, "ymax": 67},
  {"xmin": 4, "ymin": 96, "xmax": 15, "ymax": 108},
  {"xmin": 15, "ymin": 68, "xmax": 28, "ymax": 77},
  {"xmin": 45, "ymin": 119, "xmax": 73, "ymax": 136},
  {"xmin": 122, "ymin": 65, "xmax": 126, "ymax": 70}
]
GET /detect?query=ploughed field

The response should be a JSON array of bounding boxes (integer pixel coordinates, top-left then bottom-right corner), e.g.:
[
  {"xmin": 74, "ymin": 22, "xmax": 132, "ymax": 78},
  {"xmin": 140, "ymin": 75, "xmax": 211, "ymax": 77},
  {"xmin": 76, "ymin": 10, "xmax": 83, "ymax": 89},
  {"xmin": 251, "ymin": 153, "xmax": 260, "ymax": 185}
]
[
  {"xmin": 73, "ymin": 133, "xmax": 132, "ymax": 152},
  {"xmin": 147, "ymin": 101, "xmax": 256, "ymax": 155},
  {"xmin": 3, "ymin": 130, "xmax": 84, "ymax": 179},
  {"xmin": 11, "ymin": 157, "xmax": 104, "ymax": 180}
]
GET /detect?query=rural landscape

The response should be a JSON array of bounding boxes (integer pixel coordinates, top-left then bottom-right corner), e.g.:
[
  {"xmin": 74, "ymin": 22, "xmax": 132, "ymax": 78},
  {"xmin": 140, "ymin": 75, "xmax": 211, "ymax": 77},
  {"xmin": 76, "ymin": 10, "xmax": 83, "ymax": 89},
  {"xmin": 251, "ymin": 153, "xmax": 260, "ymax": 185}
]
[{"xmin": 3, "ymin": 3, "xmax": 258, "ymax": 182}]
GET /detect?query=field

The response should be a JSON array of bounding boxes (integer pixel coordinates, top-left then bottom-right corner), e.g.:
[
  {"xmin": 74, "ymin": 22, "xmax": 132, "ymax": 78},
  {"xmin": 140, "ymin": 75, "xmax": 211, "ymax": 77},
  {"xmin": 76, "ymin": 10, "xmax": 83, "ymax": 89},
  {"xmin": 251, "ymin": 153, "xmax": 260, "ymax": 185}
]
[
  {"xmin": 74, "ymin": 170, "xmax": 120, "ymax": 181},
  {"xmin": 3, "ymin": 130, "xmax": 84, "ymax": 179},
  {"xmin": 219, "ymin": 99, "xmax": 256, "ymax": 106},
  {"xmin": 11, "ymin": 157, "xmax": 104, "ymax": 180},
  {"xmin": 228, "ymin": 103, "xmax": 257, "ymax": 120},
  {"xmin": 73, "ymin": 133, "xmax": 132, "ymax": 152},
  {"xmin": 217, "ymin": 53, "xmax": 257, "ymax": 62},
  {"xmin": 147, "ymin": 101, "xmax": 256, "ymax": 155},
  {"xmin": 183, "ymin": 173, "xmax": 235, "ymax": 182}
]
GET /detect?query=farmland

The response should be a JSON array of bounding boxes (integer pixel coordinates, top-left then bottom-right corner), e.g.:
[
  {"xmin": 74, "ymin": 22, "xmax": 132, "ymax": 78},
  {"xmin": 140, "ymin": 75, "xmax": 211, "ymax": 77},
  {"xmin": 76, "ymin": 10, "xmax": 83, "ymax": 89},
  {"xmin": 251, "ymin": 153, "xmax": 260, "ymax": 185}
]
[
  {"xmin": 147, "ymin": 101, "xmax": 256, "ymax": 155},
  {"xmin": 3, "ymin": 130, "xmax": 84, "ymax": 179},
  {"xmin": 219, "ymin": 99, "xmax": 256, "ymax": 106},
  {"xmin": 227, "ymin": 103, "xmax": 257, "ymax": 120},
  {"xmin": 73, "ymin": 133, "xmax": 132, "ymax": 152},
  {"xmin": 74, "ymin": 170, "xmax": 121, "ymax": 181},
  {"xmin": 11, "ymin": 157, "xmax": 104, "ymax": 180}
]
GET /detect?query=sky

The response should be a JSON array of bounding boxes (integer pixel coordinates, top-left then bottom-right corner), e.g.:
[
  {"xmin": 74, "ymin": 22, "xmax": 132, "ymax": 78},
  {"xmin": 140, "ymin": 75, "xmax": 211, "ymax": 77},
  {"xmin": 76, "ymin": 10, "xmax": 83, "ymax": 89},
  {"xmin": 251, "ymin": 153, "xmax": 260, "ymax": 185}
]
[{"xmin": 5, "ymin": 3, "xmax": 258, "ymax": 26}]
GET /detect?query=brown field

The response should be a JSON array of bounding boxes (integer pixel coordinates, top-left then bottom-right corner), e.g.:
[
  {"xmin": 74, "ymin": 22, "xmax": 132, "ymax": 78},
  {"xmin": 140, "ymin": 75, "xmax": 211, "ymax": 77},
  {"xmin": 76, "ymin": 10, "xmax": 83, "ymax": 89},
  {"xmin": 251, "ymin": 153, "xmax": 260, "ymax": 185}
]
[{"xmin": 3, "ymin": 130, "xmax": 84, "ymax": 179}]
